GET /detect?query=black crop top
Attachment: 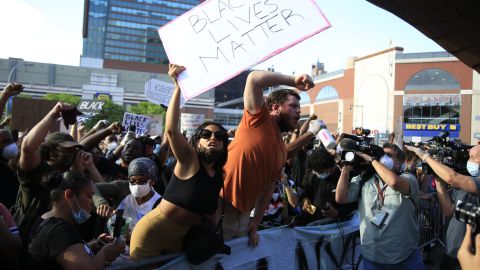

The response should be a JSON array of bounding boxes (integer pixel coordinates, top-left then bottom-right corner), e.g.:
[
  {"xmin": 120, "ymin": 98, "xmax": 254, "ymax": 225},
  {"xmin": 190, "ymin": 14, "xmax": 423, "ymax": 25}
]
[{"xmin": 163, "ymin": 164, "xmax": 223, "ymax": 216}]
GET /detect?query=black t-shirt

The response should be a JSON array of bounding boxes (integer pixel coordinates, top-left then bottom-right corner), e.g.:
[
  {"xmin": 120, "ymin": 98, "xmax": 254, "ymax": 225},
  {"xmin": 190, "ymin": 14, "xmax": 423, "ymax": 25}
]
[
  {"xmin": 27, "ymin": 217, "xmax": 92, "ymax": 270},
  {"xmin": 0, "ymin": 161, "xmax": 18, "ymax": 209},
  {"xmin": 13, "ymin": 161, "xmax": 56, "ymax": 242}
]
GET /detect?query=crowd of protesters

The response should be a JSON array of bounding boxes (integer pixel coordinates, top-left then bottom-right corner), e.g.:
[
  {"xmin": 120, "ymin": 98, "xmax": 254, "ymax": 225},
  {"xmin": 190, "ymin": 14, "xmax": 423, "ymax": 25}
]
[{"xmin": 0, "ymin": 64, "xmax": 479, "ymax": 270}]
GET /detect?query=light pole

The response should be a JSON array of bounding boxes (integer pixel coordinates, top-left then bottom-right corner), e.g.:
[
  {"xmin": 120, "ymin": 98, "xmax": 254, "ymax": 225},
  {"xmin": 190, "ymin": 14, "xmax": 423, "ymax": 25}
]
[
  {"xmin": 8, "ymin": 62, "xmax": 33, "ymax": 83},
  {"xmin": 350, "ymin": 104, "xmax": 364, "ymax": 128}
]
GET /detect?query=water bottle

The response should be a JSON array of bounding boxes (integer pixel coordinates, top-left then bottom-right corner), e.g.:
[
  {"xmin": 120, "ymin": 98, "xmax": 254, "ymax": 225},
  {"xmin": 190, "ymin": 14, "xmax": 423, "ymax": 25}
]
[{"xmin": 316, "ymin": 120, "xmax": 336, "ymax": 149}]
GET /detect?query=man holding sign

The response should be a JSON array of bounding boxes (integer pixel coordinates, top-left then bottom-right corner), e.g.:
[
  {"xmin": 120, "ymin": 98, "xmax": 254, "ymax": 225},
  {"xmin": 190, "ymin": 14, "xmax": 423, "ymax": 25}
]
[{"xmin": 222, "ymin": 70, "xmax": 316, "ymax": 246}]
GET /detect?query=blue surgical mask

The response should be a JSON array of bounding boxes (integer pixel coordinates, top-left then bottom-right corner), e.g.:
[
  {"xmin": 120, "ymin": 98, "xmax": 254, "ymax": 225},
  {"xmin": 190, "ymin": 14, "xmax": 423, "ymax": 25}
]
[
  {"xmin": 467, "ymin": 161, "xmax": 480, "ymax": 177},
  {"xmin": 313, "ymin": 170, "xmax": 330, "ymax": 180},
  {"xmin": 380, "ymin": 155, "xmax": 394, "ymax": 170},
  {"xmin": 69, "ymin": 194, "xmax": 91, "ymax": 224}
]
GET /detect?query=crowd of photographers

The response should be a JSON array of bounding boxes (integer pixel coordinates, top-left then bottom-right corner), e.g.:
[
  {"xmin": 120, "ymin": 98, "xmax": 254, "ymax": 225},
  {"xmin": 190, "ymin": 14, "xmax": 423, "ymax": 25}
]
[{"xmin": 1, "ymin": 71, "xmax": 480, "ymax": 270}]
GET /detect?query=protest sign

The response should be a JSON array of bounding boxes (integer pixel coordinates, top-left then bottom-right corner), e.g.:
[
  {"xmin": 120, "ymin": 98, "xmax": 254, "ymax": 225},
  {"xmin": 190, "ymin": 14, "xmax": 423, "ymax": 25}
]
[
  {"xmin": 122, "ymin": 112, "xmax": 151, "ymax": 136},
  {"xmin": 181, "ymin": 113, "xmax": 205, "ymax": 137},
  {"xmin": 11, "ymin": 97, "xmax": 59, "ymax": 132},
  {"xmin": 159, "ymin": 0, "xmax": 331, "ymax": 100},
  {"xmin": 144, "ymin": 78, "xmax": 185, "ymax": 108},
  {"xmin": 78, "ymin": 99, "xmax": 105, "ymax": 114}
]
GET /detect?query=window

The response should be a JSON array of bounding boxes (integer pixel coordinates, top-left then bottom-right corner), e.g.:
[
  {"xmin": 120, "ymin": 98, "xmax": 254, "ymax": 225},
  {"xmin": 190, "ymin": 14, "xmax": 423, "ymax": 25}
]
[
  {"xmin": 298, "ymin": 91, "xmax": 311, "ymax": 105},
  {"xmin": 315, "ymin": 86, "xmax": 339, "ymax": 102},
  {"xmin": 405, "ymin": 68, "xmax": 460, "ymax": 90}
]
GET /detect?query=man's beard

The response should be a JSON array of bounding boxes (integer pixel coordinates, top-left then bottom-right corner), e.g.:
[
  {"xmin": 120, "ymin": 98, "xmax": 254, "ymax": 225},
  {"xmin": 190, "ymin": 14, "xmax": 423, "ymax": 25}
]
[
  {"xmin": 278, "ymin": 113, "xmax": 294, "ymax": 132},
  {"xmin": 196, "ymin": 145, "xmax": 222, "ymax": 165}
]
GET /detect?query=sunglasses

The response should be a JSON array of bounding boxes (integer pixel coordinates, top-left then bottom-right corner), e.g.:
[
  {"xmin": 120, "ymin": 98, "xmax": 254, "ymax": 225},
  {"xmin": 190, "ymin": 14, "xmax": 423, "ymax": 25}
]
[{"xmin": 199, "ymin": 129, "xmax": 227, "ymax": 140}]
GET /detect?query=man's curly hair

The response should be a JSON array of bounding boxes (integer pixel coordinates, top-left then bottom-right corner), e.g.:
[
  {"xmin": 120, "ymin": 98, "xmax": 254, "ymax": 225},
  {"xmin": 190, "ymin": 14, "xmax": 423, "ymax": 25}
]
[{"xmin": 266, "ymin": 89, "xmax": 300, "ymax": 111}]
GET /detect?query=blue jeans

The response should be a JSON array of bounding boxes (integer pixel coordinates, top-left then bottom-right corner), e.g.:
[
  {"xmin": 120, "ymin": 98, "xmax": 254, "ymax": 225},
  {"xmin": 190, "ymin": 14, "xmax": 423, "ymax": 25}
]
[{"xmin": 363, "ymin": 250, "xmax": 425, "ymax": 270}]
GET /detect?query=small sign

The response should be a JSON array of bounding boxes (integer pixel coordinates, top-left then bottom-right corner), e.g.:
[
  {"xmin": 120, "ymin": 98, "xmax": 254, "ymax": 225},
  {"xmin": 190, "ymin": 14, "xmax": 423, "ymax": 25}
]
[
  {"xmin": 78, "ymin": 99, "xmax": 106, "ymax": 114},
  {"xmin": 122, "ymin": 112, "xmax": 151, "ymax": 136},
  {"xmin": 180, "ymin": 113, "xmax": 205, "ymax": 137},
  {"xmin": 144, "ymin": 79, "xmax": 185, "ymax": 108}
]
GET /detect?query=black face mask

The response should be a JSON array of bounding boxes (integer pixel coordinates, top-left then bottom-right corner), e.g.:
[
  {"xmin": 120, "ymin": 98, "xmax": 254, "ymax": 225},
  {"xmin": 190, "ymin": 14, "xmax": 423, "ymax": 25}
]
[{"xmin": 196, "ymin": 145, "xmax": 222, "ymax": 164}]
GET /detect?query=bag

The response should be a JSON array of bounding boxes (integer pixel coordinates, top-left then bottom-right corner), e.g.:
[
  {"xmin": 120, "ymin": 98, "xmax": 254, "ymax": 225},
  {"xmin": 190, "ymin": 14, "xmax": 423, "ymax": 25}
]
[{"xmin": 182, "ymin": 217, "xmax": 231, "ymax": 265}]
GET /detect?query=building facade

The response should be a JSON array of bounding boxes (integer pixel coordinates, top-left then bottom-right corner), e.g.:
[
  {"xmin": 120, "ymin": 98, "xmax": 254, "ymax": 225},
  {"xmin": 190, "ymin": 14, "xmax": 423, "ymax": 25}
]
[
  {"xmin": 81, "ymin": 0, "xmax": 203, "ymax": 73},
  {"xmin": 300, "ymin": 47, "xmax": 479, "ymax": 144}
]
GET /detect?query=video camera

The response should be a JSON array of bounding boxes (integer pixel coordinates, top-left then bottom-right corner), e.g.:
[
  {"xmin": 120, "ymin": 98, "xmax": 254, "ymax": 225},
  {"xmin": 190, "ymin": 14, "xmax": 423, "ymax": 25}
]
[
  {"xmin": 406, "ymin": 131, "xmax": 472, "ymax": 175},
  {"xmin": 455, "ymin": 201, "xmax": 480, "ymax": 252}
]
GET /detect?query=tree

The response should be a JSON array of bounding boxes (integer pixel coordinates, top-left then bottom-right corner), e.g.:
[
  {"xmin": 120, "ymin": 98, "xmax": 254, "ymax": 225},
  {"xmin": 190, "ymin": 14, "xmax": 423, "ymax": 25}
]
[
  {"xmin": 43, "ymin": 93, "xmax": 81, "ymax": 106},
  {"xmin": 83, "ymin": 100, "xmax": 125, "ymax": 129},
  {"xmin": 129, "ymin": 101, "xmax": 165, "ymax": 115}
]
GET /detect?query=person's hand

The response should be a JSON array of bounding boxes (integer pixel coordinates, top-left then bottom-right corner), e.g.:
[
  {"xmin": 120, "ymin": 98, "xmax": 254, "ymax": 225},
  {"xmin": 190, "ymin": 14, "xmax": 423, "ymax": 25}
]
[
  {"xmin": 93, "ymin": 119, "xmax": 109, "ymax": 131},
  {"xmin": 168, "ymin": 64, "xmax": 186, "ymax": 83},
  {"xmin": 404, "ymin": 145, "xmax": 428, "ymax": 160},
  {"xmin": 108, "ymin": 122, "xmax": 122, "ymax": 135},
  {"xmin": 458, "ymin": 224, "xmax": 480, "ymax": 270},
  {"xmin": 97, "ymin": 233, "xmax": 114, "ymax": 244},
  {"xmin": 308, "ymin": 114, "xmax": 317, "ymax": 121},
  {"xmin": 96, "ymin": 204, "xmax": 114, "ymax": 217},
  {"xmin": 356, "ymin": 152, "xmax": 373, "ymax": 162},
  {"xmin": 294, "ymin": 74, "xmax": 314, "ymax": 91},
  {"xmin": 3, "ymin": 83, "xmax": 23, "ymax": 97},
  {"xmin": 308, "ymin": 119, "xmax": 322, "ymax": 136},
  {"xmin": 320, "ymin": 203, "xmax": 338, "ymax": 218},
  {"xmin": 0, "ymin": 116, "xmax": 11, "ymax": 127},
  {"xmin": 247, "ymin": 220, "xmax": 260, "ymax": 247},
  {"xmin": 120, "ymin": 131, "xmax": 135, "ymax": 147},
  {"xmin": 302, "ymin": 198, "xmax": 312, "ymax": 213},
  {"xmin": 341, "ymin": 164, "xmax": 353, "ymax": 173},
  {"xmin": 99, "ymin": 239, "xmax": 124, "ymax": 262},
  {"xmin": 227, "ymin": 128, "xmax": 236, "ymax": 138},
  {"xmin": 48, "ymin": 102, "xmax": 74, "ymax": 121}
]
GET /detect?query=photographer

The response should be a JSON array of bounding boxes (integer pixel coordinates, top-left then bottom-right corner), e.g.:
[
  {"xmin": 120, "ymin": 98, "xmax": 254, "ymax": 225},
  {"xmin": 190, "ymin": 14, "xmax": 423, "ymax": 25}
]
[
  {"xmin": 458, "ymin": 224, "xmax": 480, "ymax": 270},
  {"xmin": 336, "ymin": 143, "xmax": 423, "ymax": 269},
  {"xmin": 406, "ymin": 144, "xmax": 480, "ymax": 270}
]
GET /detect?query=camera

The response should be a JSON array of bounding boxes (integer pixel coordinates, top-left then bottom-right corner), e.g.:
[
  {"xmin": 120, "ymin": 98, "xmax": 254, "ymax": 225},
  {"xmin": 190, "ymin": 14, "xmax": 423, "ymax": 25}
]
[
  {"xmin": 455, "ymin": 201, "xmax": 480, "ymax": 252},
  {"xmin": 406, "ymin": 131, "xmax": 471, "ymax": 176}
]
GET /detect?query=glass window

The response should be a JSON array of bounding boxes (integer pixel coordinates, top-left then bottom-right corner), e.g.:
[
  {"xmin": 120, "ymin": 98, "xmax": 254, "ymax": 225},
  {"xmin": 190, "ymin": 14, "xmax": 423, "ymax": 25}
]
[
  {"xmin": 298, "ymin": 91, "xmax": 310, "ymax": 105},
  {"xmin": 315, "ymin": 86, "xmax": 339, "ymax": 102},
  {"xmin": 405, "ymin": 68, "xmax": 460, "ymax": 90}
]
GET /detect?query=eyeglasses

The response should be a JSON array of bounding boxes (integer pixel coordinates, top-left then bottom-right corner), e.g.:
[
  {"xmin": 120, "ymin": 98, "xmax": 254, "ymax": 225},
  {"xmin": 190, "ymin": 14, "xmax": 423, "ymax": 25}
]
[{"xmin": 199, "ymin": 129, "xmax": 227, "ymax": 140}]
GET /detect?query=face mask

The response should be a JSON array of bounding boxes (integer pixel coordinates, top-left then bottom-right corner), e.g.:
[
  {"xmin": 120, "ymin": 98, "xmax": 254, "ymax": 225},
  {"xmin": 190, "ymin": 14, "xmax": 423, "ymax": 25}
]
[
  {"xmin": 467, "ymin": 161, "xmax": 480, "ymax": 177},
  {"xmin": 313, "ymin": 170, "xmax": 330, "ymax": 180},
  {"xmin": 400, "ymin": 162, "xmax": 406, "ymax": 172},
  {"xmin": 380, "ymin": 155, "xmax": 394, "ymax": 170},
  {"xmin": 2, "ymin": 143, "xmax": 18, "ymax": 160},
  {"xmin": 107, "ymin": 142, "xmax": 119, "ymax": 151},
  {"xmin": 69, "ymin": 194, "xmax": 91, "ymax": 224},
  {"xmin": 129, "ymin": 183, "xmax": 151, "ymax": 198}
]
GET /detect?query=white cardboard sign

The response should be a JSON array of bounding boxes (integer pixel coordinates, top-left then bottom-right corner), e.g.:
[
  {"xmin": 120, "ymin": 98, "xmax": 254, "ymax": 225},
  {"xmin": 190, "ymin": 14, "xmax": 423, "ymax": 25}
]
[
  {"xmin": 159, "ymin": 0, "xmax": 331, "ymax": 100},
  {"xmin": 122, "ymin": 112, "xmax": 151, "ymax": 136},
  {"xmin": 144, "ymin": 78, "xmax": 185, "ymax": 108},
  {"xmin": 180, "ymin": 113, "xmax": 205, "ymax": 135}
]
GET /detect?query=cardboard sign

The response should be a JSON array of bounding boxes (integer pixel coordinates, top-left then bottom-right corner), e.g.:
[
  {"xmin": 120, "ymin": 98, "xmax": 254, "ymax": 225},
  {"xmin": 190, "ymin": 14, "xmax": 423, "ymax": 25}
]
[
  {"xmin": 181, "ymin": 113, "xmax": 205, "ymax": 137},
  {"xmin": 11, "ymin": 97, "xmax": 60, "ymax": 132},
  {"xmin": 144, "ymin": 79, "xmax": 185, "ymax": 108},
  {"xmin": 122, "ymin": 112, "xmax": 151, "ymax": 136},
  {"xmin": 78, "ymin": 99, "xmax": 105, "ymax": 114},
  {"xmin": 159, "ymin": 0, "xmax": 331, "ymax": 100}
]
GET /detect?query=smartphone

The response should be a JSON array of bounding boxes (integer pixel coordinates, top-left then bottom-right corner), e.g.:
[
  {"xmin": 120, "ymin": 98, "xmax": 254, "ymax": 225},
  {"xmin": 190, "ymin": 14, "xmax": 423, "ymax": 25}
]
[{"xmin": 128, "ymin": 124, "xmax": 136, "ymax": 133}]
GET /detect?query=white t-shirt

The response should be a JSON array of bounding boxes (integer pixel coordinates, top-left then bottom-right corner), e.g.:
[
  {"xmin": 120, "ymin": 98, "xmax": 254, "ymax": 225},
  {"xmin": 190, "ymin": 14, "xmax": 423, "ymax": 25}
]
[{"xmin": 117, "ymin": 190, "xmax": 161, "ymax": 226}]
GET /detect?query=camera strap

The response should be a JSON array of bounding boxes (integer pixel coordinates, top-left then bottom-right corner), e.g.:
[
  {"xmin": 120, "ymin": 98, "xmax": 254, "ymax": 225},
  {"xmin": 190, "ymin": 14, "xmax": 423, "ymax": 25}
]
[{"xmin": 374, "ymin": 175, "xmax": 387, "ymax": 210}]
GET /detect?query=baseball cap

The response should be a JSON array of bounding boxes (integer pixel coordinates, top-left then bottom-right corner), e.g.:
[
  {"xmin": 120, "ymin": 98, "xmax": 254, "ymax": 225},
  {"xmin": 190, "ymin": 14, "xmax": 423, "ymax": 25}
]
[{"xmin": 45, "ymin": 132, "xmax": 81, "ymax": 148}]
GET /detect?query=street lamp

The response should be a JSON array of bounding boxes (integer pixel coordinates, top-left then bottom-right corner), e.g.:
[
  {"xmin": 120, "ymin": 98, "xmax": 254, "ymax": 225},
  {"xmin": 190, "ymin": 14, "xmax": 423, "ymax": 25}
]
[
  {"xmin": 349, "ymin": 104, "xmax": 364, "ymax": 128},
  {"xmin": 8, "ymin": 62, "xmax": 33, "ymax": 82}
]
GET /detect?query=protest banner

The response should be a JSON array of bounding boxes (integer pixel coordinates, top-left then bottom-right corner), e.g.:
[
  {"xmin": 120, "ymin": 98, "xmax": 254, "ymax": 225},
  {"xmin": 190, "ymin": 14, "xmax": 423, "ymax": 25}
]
[
  {"xmin": 11, "ymin": 97, "xmax": 60, "ymax": 132},
  {"xmin": 144, "ymin": 78, "xmax": 185, "ymax": 108},
  {"xmin": 159, "ymin": 0, "xmax": 331, "ymax": 100},
  {"xmin": 122, "ymin": 112, "xmax": 151, "ymax": 136},
  {"xmin": 181, "ymin": 113, "xmax": 205, "ymax": 137},
  {"xmin": 78, "ymin": 99, "xmax": 105, "ymax": 114}
]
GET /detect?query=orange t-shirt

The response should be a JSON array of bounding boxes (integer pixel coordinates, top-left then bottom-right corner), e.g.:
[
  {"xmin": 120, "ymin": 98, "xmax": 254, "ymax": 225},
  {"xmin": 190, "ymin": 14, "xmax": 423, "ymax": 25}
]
[{"xmin": 223, "ymin": 104, "xmax": 287, "ymax": 212}]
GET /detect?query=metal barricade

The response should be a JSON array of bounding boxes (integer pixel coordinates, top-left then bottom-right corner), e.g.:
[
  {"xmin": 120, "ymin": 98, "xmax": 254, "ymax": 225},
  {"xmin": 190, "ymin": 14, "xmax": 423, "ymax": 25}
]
[{"xmin": 415, "ymin": 195, "xmax": 446, "ymax": 249}]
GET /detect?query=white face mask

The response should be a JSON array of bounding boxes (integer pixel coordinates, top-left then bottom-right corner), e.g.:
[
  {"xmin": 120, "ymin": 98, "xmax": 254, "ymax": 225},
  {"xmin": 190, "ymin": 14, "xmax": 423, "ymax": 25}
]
[
  {"xmin": 2, "ymin": 143, "xmax": 18, "ymax": 160},
  {"xmin": 467, "ymin": 161, "xmax": 480, "ymax": 177},
  {"xmin": 129, "ymin": 183, "xmax": 151, "ymax": 198},
  {"xmin": 313, "ymin": 170, "xmax": 330, "ymax": 180},
  {"xmin": 380, "ymin": 155, "xmax": 394, "ymax": 170}
]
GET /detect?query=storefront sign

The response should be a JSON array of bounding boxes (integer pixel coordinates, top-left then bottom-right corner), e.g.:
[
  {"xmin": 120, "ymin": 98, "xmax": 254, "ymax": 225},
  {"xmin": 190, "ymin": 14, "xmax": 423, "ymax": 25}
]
[
  {"xmin": 403, "ymin": 94, "xmax": 460, "ymax": 106},
  {"xmin": 404, "ymin": 123, "xmax": 460, "ymax": 138}
]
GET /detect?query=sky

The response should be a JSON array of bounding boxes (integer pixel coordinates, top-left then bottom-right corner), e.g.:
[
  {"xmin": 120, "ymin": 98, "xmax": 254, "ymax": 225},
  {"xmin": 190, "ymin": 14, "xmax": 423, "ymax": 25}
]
[{"xmin": 0, "ymin": 0, "xmax": 443, "ymax": 75}]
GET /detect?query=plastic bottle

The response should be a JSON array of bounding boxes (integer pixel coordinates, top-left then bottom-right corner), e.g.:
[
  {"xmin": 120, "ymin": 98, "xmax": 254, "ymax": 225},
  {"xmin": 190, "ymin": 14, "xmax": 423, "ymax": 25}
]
[{"xmin": 316, "ymin": 120, "xmax": 336, "ymax": 149}]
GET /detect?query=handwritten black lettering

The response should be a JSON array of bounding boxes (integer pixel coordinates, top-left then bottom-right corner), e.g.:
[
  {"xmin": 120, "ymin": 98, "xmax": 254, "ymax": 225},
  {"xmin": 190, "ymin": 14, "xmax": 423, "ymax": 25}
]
[
  {"xmin": 281, "ymin": 9, "xmax": 305, "ymax": 26},
  {"xmin": 253, "ymin": 1, "xmax": 268, "ymax": 20},
  {"xmin": 199, "ymin": 47, "xmax": 230, "ymax": 73},
  {"xmin": 235, "ymin": 6, "xmax": 251, "ymax": 24},
  {"xmin": 189, "ymin": 15, "xmax": 207, "ymax": 33},
  {"xmin": 218, "ymin": 0, "xmax": 234, "ymax": 17},
  {"xmin": 266, "ymin": 14, "xmax": 283, "ymax": 33},
  {"xmin": 263, "ymin": 0, "xmax": 278, "ymax": 13},
  {"xmin": 231, "ymin": 40, "xmax": 247, "ymax": 58},
  {"xmin": 208, "ymin": 29, "xmax": 231, "ymax": 43},
  {"xmin": 203, "ymin": 9, "xmax": 221, "ymax": 24},
  {"xmin": 226, "ymin": 18, "xmax": 240, "ymax": 31}
]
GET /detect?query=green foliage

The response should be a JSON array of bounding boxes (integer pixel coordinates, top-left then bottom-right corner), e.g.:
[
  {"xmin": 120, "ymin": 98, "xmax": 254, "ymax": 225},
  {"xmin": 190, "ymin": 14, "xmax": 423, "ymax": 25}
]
[
  {"xmin": 83, "ymin": 100, "xmax": 125, "ymax": 129},
  {"xmin": 43, "ymin": 93, "xmax": 81, "ymax": 106},
  {"xmin": 17, "ymin": 93, "xmax": 32, "ymax": 99},
  {"xmin": 129, "ymin": 101, "xmax": 165, "ymax": 115}
]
